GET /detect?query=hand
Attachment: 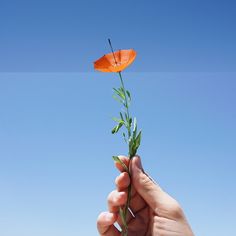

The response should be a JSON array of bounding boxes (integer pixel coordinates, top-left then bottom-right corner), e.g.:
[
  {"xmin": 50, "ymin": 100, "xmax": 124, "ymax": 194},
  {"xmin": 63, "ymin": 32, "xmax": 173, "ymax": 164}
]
[{"xmin": 97, "ymin": 156, "xmax": 194, "ymax": 236}]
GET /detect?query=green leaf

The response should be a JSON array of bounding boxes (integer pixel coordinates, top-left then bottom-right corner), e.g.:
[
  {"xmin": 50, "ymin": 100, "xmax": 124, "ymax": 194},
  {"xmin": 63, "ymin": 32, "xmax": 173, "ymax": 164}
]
[
  {"xmin": 129, "ymin": 130, "xmax": 142, "ymax": 157},
  {"xmin": 119, "ymin": 87, "xmax": 125, "ymax": 94},
  {"xmin": 111, "ymin": 122, "xmax": 124, "ymax": 134},
  {"xmin": 135, "ymin": 130, "xmax": 142, "ymax": 150},
  {"xmin": 113, "ymin": 87, "xmax": 120, "ymax": 95},
  {"xmin": 125, "ymin": 113, "xmax": 129, "ymax": 122},
  {"xmin": 112, "ymin": 117, "xmax": 121, "ymax": 123},
  {"xmin": 111, "ymin": 126, "xmax": 117, "ymax": 134},
  {"xmin": 129, "ymin": 118, "xmax": 132, "ymax": 126},
  {"xmin": 120, "ymin": 112, "xmax": 124, "ymax": 121},
  {"xmin": 122, "ymin": 132, "xmax": 127, "ymax": 143},
  {"xmin": 112, "ymin": 156, "xmax": 128, "ymax": 172},
  {"xmin": 133, "ymin": 117, "xmax": 137, "ymax": 138},
  {"xmin": 112, "ymin": 95, "xmax": 123, "ymax": 104},
  {"xmin": 126, "ymin": 90, "xmax": 131, "ymax": 101},
  {"xmin": 128, "ymin": 136, "xmax": 134, "ymax": 156},
  {"xmin": 113, "ymin": 87, "xmax": 125, "ymax": 100}
]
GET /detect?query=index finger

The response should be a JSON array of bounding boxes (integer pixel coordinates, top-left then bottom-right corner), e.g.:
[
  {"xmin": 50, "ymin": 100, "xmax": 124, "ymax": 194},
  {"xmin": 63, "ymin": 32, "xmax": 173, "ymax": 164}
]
[{"xmin": 97, "ymin": 212, "xmax": 119, "ymax": 236}]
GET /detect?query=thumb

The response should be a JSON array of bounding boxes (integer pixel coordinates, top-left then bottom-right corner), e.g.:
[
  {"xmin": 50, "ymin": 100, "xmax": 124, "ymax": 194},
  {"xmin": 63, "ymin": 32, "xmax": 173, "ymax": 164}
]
[{"xmin": 131, "ymin": 156, "xmax": 165, "ymax": 212}]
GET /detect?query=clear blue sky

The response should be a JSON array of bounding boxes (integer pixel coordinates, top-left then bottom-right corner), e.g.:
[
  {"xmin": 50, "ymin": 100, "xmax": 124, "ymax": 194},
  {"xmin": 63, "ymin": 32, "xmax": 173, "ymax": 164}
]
[
  {"xmin": 0, "ymin": 1, "xmax": 236, "ymax": 236},
  {"xmin": 1, "ymin": 0, "xmax": 236, "ymax": 72}
]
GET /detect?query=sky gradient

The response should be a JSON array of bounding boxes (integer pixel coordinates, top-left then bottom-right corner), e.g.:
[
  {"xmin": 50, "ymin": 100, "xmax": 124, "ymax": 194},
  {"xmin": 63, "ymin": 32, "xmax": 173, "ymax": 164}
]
[
  {"xmin": 0, "ymin": 72, "xmax": 236, "ymax": 236},
  {"xmin": 0, "ymin": 0, "xmax": 236, "ymax": 235},
  {"xmin": 1, "ymin": 0, "xmax": 236, "ymax": 72}
]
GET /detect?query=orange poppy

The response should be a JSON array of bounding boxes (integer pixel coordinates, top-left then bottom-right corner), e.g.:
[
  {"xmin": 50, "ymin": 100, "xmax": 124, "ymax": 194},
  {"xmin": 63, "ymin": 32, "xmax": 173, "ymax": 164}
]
[{"xmin": 94, "ymin": 49, "xmax": 137, "ymax": 73}]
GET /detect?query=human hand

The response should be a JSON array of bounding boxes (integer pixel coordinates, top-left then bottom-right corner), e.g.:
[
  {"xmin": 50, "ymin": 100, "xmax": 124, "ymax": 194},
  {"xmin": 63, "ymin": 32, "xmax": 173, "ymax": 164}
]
[{"xmin": 97, "ymin": 156, "xmax": 194, "ymax": 236}]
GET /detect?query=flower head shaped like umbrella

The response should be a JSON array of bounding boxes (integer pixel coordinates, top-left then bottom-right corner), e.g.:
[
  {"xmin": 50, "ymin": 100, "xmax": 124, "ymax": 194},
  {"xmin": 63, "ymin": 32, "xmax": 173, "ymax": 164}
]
[{"xmin": 94, "ymin": 49, "xmax": 136, "ymax": 72}]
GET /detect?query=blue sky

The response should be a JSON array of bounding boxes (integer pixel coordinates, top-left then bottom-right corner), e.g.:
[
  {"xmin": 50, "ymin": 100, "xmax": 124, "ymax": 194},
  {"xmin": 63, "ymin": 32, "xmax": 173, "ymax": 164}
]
[
  {"xmin": 1, "ymin": 0, "xmax": 236, "ymax": 72},
  {"xmin": 0, "ymin": 1, "xmax": 236, "ymax": 236}
]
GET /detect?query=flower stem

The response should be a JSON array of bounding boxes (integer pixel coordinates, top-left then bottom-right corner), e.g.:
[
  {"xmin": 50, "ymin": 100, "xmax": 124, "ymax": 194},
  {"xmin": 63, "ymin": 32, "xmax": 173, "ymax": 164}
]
[
  {"xmin": 116, "ymin": 71, "xmax": 133, "ymax": 236},
  {"xmin": 118, "ymin": 71, "xmax": 131, "ymax": 138},
  {"xmin": 108, "ymin": 39, "xmax": 135, "ymax": 236}
]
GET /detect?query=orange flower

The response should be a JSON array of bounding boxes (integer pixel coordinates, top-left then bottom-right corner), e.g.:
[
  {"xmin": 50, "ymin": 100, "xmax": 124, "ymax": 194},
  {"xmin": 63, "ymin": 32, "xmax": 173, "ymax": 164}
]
[{"xmin": 94, "ymin": 49, "xmax": 137, "ymax": 73}]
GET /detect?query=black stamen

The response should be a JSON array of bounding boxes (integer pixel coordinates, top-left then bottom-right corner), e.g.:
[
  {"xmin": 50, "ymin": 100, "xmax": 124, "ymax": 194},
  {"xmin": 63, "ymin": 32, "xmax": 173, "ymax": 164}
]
[{"xmin": 108, "ymin": 38, "xmax": 118, "ymax": 65}]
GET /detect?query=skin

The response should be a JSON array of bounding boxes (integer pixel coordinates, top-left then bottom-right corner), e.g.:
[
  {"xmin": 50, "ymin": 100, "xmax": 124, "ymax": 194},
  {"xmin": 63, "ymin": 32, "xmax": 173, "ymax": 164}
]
[{"xmin": 97, "ymin": 156, "xmax": 194, "ymax": 236}]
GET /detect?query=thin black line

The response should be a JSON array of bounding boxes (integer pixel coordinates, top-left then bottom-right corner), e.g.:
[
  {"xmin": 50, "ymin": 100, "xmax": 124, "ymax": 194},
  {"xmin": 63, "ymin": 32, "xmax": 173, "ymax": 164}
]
[{"xmin": 108, "ymin": 38, "xmax": 118, "ymax": 65}]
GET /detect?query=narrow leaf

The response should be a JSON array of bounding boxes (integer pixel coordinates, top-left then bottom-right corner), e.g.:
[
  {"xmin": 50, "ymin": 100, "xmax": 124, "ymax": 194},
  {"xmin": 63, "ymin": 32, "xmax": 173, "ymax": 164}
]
[
  {"xmin": 111, "ymin": 122, "xmax": 123, "ymax": 134},
  {"xmin": 128, "ymin": 136, "xmax": 134, "ymax": 157},
  {"xmin": 125, "ymin": 113, "xmax": 129, "ymax": 122},
  {"xmin": 114, "ymin": 87, "xmax": 125, "ymax": 100},
  {"xmin": 122, "ymin": 132, "xmax": 127, "ymax": 143},
  {"xmin": 120, "ymin": 112, "xmax": 124, "ymax": 121},
  {"xmin": 126, "ymin": 90, "xmax": 131, "ymax": 100},
  {"xmin": 112, "ymin": 156, "xmax": 128, "ymax": 172},
  {"xmin": 112, "ymin": 95, "xmax": 123, "ymax": 104},
  {"xmin": 135, "ymin": 130, "xmax": 142, "ymax": 150},
  {"xmin": 112, "ymin": 117, "xmax": 121, "ymax": 123},
  {"xmin": 119, "ymin": 87, "xmax": 125, "ymax": 95},
  {"xmin": 111, "ymin": 126, "xmax": 117, "ymax": 134},
  {"xmin": 129, "ymin": 118, "xmax": 132, "ymax": 126},
  {"xmin": 133, "ymin": 117, "xmax": 137, "ymax": 138},
  {"xmin": 113, "ymin": 87, "xmax": 120, "ymax": 95}
]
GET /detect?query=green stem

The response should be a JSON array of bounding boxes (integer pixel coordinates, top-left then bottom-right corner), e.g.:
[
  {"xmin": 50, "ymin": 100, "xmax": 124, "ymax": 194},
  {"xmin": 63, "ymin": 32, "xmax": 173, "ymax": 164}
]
[
  {"xmin": 118, "ymin": 71, "xmax": 131, "ymax": 138},
  {"xmin": 117, "ymin": 71, "xmax": 133, "ymax": 236},
  {"xmin": 108, "ymin": 39, "xmax": 134, "ymax": 236}
]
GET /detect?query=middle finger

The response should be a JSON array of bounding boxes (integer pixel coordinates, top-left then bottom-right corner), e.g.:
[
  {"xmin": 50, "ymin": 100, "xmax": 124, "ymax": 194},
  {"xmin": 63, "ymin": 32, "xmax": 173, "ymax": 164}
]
[{"xmin": 107, "ymin": 190, "xmax": 127, "ymax": 213}]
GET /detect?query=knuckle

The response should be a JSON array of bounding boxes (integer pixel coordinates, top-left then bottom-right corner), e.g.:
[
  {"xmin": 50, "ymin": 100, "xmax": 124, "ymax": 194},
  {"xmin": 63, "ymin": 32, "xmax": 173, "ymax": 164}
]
[
  {"xmin": 115, "ymin": 175, "xmax": 120, "ymax": 186},
  {"xmin": 139, "ymin": 174, "xmax": 153, "ymax": 189},
  {"xmin": 170, "ymin": 201, "xmax": 183, "ymax": 219},
  {"xmin": 97, "ymin": 212, "xmax": 105, "ymax": 224},
  {"xmin": 107, "ymin": 190, "xmax": 116, "ymax": 204},
  {"xmin": 155, "ymin": 229, "xmax": 165, "ymax": 236}
]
